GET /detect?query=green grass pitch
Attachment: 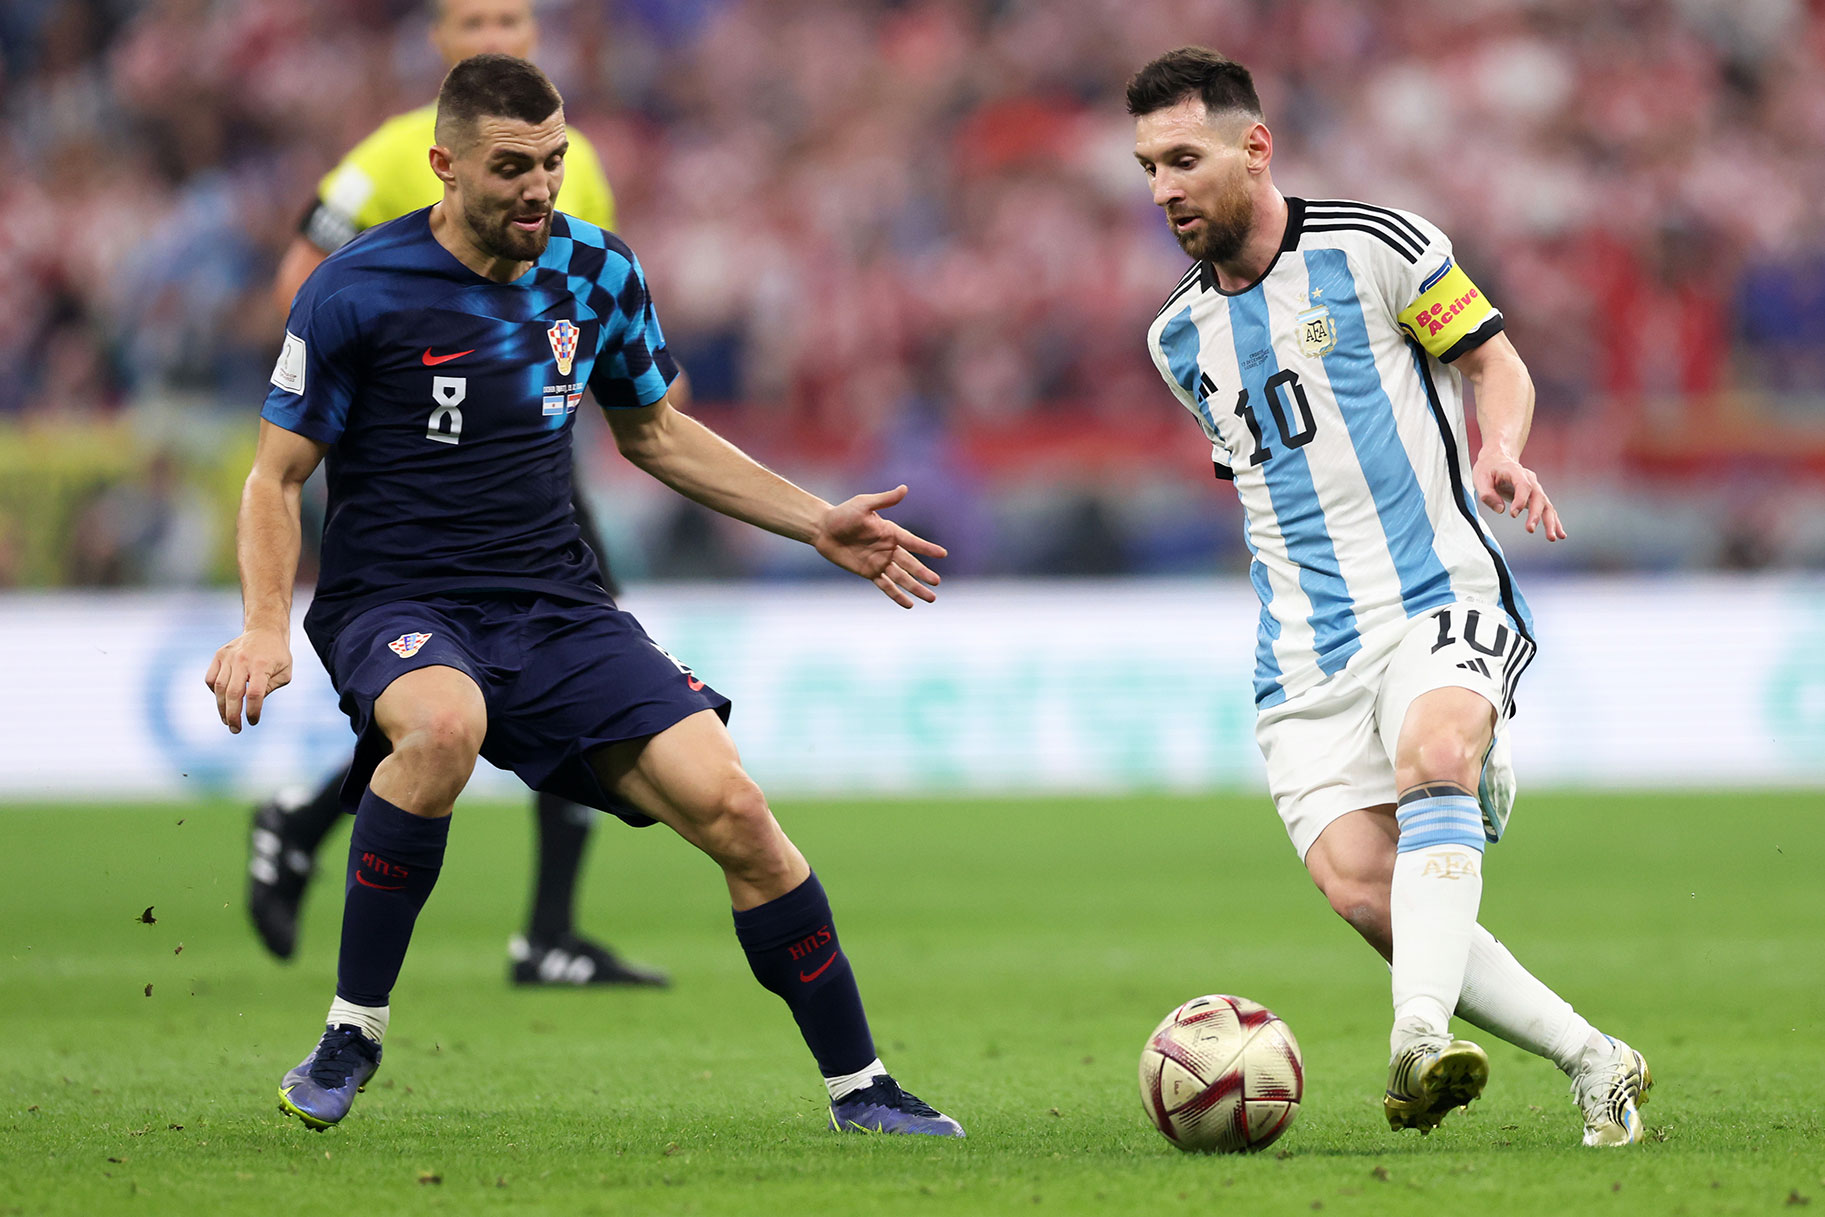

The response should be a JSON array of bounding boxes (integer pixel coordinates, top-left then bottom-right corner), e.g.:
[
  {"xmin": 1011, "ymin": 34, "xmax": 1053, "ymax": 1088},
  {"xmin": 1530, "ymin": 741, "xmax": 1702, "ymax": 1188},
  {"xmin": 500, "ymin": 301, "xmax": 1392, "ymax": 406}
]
[{"xmin": 3, "ymin": 791, "xmax": 1819, "ymax": 1216}]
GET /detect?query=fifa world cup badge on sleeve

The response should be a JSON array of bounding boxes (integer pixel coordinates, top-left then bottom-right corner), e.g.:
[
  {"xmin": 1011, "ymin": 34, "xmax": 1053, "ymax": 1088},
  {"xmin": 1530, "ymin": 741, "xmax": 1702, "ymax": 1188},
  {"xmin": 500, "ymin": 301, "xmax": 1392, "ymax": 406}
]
[
  {"xmin": 546, "ymin": 319, "xmax": 578, "ymax": 377},
  {"xmin": 272, "ymin": 332, "xmax": 307, "ymax": 394}
]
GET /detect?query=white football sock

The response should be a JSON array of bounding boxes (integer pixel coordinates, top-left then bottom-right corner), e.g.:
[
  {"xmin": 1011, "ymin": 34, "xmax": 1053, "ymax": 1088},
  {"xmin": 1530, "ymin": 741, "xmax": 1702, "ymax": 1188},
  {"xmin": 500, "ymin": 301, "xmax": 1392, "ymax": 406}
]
[
  {"xmin": 824, "ymin": 1057, "xmax": 887, "ymax": 1102},
  {"xmin": 326, "ymin": 997, "xmax": 389, "ymax": 1045},
  {"xmin": 1455, "ymin": 925, "xmax": 1602, "ymax": 1075},
  {"xmin": 1389, "ymin": 792, "xmax": 1486, "ymax": 1046}
]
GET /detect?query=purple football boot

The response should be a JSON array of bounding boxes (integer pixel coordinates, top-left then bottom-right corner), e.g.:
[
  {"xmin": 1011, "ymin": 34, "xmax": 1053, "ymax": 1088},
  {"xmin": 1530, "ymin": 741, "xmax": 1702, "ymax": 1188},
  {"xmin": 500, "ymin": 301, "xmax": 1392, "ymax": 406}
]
[
  {"xmin": 828, "ymin": 1075, "xmax": 965, "ymax": 1137},
  {"xmin": 277, "ymin": 1024, "xmax": 381, "ymax": 1130}
]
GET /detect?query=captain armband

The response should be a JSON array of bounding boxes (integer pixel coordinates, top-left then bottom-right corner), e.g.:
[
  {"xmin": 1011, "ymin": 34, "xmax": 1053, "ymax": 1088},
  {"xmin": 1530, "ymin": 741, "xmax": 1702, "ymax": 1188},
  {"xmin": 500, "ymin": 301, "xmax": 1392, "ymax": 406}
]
[
  {"xmin": 1397, "ymin": 259, "xmax": 1503, "ymax": 363},
  {"xmin": 300, "ymin": 200, "xmax": 359, "ymax": 255}
]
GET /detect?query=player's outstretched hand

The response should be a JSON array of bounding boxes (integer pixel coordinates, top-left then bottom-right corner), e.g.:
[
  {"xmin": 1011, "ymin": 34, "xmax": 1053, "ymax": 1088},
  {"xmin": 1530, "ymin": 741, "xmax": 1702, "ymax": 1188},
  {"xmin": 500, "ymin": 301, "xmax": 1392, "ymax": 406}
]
[
  {"xmin": 812, "ymin": 485, "xmax": 947, "ymax": 608},
  {"xmin": 205, "ymin": 628, "xmax": 293, "ymax": 733},
  {"xmin": 1473, "ymin": 450, "xmax": 1566, "ymax": 542}
]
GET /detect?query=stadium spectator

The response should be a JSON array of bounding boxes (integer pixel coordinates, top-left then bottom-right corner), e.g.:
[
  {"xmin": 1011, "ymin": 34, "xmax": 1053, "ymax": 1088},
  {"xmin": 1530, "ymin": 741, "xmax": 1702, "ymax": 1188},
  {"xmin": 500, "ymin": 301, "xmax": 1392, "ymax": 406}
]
[{"xmin": 2, "ymin": 0, "xmax": 1821, "ymax": 577}]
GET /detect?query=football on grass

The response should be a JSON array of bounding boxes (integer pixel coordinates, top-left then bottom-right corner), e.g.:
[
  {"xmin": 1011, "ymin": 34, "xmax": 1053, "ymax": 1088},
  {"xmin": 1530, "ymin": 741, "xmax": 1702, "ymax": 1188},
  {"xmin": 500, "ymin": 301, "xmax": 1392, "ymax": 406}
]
[{"xmin": 1138, "ymin": 994, "xmax": 1304, "ymax": 1152}]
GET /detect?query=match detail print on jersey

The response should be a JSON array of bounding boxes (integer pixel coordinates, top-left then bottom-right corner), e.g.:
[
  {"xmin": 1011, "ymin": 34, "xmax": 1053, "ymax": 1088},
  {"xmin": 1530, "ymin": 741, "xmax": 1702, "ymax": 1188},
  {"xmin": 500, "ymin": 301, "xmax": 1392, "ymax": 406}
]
[{"xmin": 1397, "ymin": 259, "xmax": 1500, "ymax": 363}]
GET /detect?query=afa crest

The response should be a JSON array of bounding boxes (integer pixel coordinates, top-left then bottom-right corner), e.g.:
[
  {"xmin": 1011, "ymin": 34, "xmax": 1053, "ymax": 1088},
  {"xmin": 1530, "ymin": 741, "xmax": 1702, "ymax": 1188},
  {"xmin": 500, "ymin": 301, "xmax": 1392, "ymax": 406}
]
[
  {"xmin": 1296, "ymin": 304, "xmax": 1336, "ymax": 357},
  {"xmin": 387, "ymin": 632, "xmax": 433, "ymax": 658},
  {"xmin": 546, "ymin": 319, "xmax": 579, "ymax": 377}
]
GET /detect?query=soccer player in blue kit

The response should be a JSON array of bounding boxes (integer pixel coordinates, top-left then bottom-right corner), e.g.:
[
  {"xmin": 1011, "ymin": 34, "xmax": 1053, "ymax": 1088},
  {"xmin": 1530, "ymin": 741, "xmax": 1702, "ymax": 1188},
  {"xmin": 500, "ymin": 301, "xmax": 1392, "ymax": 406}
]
[{"xmin": 205, "ymin": 54, "xmax": 962, "ymax": 1138}]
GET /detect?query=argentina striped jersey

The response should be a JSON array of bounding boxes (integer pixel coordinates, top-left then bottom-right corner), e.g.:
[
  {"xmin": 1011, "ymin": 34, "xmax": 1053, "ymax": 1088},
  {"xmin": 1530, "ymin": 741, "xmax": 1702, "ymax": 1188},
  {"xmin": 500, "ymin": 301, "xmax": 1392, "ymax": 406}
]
[{"xmin": 1146, "ymin": 197, "xmax": 1533, "ymax": 707}]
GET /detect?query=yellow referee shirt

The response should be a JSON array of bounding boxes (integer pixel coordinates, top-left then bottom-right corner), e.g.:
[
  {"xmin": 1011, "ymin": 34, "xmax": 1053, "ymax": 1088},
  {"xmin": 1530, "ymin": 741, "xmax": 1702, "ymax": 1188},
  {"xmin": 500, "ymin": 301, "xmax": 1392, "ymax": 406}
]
[{"xmin": 301, "ymin": 101, "xmax": 617, "ymax": 253}]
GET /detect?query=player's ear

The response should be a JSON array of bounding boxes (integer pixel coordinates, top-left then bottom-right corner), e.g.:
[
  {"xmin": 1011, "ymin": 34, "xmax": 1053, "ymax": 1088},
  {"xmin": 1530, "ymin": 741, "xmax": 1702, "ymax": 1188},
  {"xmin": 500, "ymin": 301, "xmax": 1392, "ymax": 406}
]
[
  {"xmin": 429, "ymin": 144, "xmax": 457, "ymax": 187},
  {"xmin": 1244, "ymin": 121, "xmax": 1273, "ymax": 174}
]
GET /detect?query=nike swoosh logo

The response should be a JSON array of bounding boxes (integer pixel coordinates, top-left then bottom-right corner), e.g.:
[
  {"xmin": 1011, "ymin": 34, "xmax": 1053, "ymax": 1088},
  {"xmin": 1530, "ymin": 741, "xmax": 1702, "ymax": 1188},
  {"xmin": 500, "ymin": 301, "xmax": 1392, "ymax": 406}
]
[
  {"xmin": 421, "ymin": 348, "xmax": 475, "ymax": 366},
  {"xmin": 355, "ymin": 873, "xmax": 405, "ymax": 891},
  {"xmin": 798, "ymin": 954, "xmax": 836, "ymax": 983}
]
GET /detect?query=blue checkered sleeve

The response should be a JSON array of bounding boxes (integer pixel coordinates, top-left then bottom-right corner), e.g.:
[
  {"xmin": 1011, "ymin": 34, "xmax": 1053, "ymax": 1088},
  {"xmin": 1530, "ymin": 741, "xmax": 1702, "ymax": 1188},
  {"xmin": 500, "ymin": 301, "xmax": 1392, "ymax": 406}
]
[{"xmin": 586, "ymin": 243, "xmax": 678, "ymax": 410}]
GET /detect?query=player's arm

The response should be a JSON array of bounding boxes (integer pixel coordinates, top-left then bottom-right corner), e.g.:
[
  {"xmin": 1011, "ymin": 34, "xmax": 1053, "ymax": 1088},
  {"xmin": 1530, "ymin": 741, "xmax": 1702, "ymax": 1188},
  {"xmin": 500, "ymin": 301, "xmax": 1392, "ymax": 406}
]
[
  {"xmin": 1454, "ymin": 333, "xmax": 1565, "ymax": 541},
  {"xmin": 273, "ymin": 237, "xmax": 330, "ymax": 316},
  {"xmin": 207, "ymin": 420, "xmax": 328, "ymax": 732},
  {"xmin": 1388, "ymin": 216, "xmax": 1564, "ymax": 543},
  {"xmin": 606, "ymin": 397, "xmax": 945, "ymax": 607},
  {"xmin": 274, "ymin": 120, "xmax": 396, "ymax": 312},
  {"xmin": 273, "ymin": 183, "xmax": 365, "ymax": 312},
  {"xmin": 565, "ymin": 143, "xmax": 697, "ymax": 410}
]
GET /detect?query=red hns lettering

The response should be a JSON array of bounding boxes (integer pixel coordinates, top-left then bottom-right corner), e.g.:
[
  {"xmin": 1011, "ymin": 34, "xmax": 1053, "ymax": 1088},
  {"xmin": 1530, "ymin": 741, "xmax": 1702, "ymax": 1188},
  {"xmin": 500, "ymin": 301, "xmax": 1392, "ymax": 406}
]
[
  {"xmin": 355, "ymin": 852, "xmax": 408, "ymax": 891},
  {"xmin": 789, "ymin": 926, "xmax": 835, "ymax": 981}
]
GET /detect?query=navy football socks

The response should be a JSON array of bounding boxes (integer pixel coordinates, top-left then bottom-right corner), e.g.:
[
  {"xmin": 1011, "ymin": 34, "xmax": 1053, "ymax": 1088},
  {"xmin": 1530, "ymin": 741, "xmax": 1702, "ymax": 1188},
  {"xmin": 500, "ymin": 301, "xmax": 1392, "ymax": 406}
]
[
  {"xmin": 285, "ymin": 762, "xmax": 352, "ymax": 853},
  {"xmin": 732, "ymin": 873, "xmax": 876, "ymax": 1078},
  {"xmin": 336, "ymin": 789, "xmax": 450, "ymax": 1007},
  {"xmin": 528, "ymin": 790, "xmax": 593, "ymax": 942}
]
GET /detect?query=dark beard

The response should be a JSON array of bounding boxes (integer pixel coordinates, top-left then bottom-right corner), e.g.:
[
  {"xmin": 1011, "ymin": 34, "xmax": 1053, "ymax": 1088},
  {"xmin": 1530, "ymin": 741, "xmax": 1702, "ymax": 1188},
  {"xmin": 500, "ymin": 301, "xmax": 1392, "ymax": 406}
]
[
  {"xmin": 467, "ymin": 197, "xmax": 550, "ymax": 262},
  {"xmin": 1175, "ymin": 190, "xmax": 1254, "ymax": 265}
]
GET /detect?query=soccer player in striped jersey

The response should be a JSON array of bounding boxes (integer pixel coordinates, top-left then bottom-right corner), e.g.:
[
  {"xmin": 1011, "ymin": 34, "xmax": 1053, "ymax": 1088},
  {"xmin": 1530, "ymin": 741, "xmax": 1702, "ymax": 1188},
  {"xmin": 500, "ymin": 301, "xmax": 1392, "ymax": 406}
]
[
  {"xmin": 247, "ymin": 0, "xmax": 668, "ymax": 990},
  {"xmin": 1130, "ymin": 47, "xmax": 1650, "ymax": 1147},
  {"xmin": 209, "ymin": 55, "xmax": 961, "ymax": 1137}
]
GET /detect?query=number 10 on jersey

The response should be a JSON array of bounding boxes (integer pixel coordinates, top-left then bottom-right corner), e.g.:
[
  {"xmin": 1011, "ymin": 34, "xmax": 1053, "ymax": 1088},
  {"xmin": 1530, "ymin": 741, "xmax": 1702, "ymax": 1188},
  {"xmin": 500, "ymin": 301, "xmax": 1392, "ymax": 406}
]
[{"xmin": 1205, "ymin": 370, "xmax": 1316, "ymax": 478}]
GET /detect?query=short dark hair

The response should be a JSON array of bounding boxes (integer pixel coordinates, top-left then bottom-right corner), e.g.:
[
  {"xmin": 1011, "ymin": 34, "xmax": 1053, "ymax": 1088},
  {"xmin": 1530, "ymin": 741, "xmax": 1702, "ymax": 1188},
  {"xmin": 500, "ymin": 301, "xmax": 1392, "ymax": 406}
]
[
  {"xmin": 435, "ymin": 53, "xmax": 562, "ymax": 148},
  {"xmin": 1125, "ymin": 46, "xmax": 1262, "ymax": 121}
]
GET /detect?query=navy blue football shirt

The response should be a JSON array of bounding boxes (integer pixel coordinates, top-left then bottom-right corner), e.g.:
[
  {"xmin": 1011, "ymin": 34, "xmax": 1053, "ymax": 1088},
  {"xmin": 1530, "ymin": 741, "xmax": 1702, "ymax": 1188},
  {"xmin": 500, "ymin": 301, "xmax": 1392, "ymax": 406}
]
[{"xmin": 262, "ymin": 207, "xmax": 678, "ymax": 650}]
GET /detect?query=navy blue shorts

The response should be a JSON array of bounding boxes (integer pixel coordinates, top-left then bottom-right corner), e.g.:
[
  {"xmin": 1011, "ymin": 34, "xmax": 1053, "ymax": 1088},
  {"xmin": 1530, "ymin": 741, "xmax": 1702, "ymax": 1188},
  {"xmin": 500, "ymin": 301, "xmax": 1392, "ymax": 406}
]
[{"xmin": 319, "ymin": 594, "xmax": 730, "ymax": 826}]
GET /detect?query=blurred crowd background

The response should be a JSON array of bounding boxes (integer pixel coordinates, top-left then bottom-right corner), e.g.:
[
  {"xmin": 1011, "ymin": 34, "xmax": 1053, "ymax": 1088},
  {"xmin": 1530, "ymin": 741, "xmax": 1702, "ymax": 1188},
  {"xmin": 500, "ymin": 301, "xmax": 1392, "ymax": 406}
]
[{"xmin": 4, "ymin": 0, "xmax": 1824, "ymax": 589}]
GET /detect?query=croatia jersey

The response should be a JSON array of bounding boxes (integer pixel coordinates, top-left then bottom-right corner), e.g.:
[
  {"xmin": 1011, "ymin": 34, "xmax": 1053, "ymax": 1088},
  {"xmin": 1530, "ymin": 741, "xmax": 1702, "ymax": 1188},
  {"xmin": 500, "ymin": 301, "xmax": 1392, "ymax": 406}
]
[
  {"xmin": 262, "ymin": 208, "xmax": 677, "ymax": 652},
  {"xmin": 1146, "ymin": 197, "xmax": 1532, "ymax": 708}
]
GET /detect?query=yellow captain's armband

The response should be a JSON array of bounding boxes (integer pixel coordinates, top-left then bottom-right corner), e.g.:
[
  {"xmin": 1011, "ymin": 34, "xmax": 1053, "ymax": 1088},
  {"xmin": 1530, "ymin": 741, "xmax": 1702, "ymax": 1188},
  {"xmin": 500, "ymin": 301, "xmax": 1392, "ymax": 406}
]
[{"xmin": 1398, "ymin": 259, "xmax": 1501, "ymax": 362}]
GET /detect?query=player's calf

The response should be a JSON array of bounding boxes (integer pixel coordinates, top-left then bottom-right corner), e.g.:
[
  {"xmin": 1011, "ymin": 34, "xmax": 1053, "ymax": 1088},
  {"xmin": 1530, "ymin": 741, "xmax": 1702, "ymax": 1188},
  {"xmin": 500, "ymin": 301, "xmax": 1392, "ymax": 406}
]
[
  {"xmin": 1318, "ymin": 874, "xmax": 1394, "ymax": 959},
  {"xmin": 693, "ymin": 776, "xmax": 804, "ymax": 896},
  {"xmin": 1303, "ymin": 810, "xmax": 1398, "ymax": 959}
]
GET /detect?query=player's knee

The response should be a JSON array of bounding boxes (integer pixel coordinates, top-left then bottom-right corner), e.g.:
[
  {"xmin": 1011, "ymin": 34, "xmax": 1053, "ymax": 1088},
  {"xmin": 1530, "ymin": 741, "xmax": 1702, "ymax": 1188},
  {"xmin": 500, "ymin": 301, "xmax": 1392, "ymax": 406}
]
[
  {"xmin": 701, "ymin": 775, "xmax": 787, "ymax": 872},
  {"xmin": 1396, "ymin": 729, "xmax": 1484, "ymax": 791},
  {"xmin": 712, "ymin": 776, "xmax": 775, "ymax": 846},
  {"xmin": 393, "ymin": 706, "xmax": 484, "ymax": 772}
]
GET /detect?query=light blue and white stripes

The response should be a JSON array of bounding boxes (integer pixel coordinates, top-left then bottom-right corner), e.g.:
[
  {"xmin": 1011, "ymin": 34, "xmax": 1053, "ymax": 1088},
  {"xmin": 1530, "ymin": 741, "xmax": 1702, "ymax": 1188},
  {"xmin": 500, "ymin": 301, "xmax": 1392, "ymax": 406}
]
[{"xmin": 1395, "ymin": 794, "xmax": 1486, "ymax": 853}]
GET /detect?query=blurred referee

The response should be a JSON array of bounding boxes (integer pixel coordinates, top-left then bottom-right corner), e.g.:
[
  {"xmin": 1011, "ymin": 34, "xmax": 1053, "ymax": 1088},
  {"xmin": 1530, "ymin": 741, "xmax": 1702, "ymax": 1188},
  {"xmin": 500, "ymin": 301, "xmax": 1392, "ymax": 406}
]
[{"xmin": 249, "ymin": 0, "xmax": 670, "ymax": 988}]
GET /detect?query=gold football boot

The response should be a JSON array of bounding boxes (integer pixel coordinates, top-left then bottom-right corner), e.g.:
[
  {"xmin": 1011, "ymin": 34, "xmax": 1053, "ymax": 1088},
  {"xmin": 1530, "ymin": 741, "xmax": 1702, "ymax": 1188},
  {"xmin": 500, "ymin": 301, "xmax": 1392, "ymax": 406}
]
[
  {"xmin": 1385, "ymin": 1035, "xmax": 1490, "ymax": 1133},
  {"xmin": 1572, "ymin": 1039, "xmax": 1653, "ymax": 1147}
]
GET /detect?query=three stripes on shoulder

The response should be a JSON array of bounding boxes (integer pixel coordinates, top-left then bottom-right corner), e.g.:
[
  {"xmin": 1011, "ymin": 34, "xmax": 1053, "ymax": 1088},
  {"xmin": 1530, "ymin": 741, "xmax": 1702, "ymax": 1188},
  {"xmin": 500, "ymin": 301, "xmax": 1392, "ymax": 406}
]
[{"xmin": 1301, "ymin": 200, "xmax": 1430, "ymax": 265}]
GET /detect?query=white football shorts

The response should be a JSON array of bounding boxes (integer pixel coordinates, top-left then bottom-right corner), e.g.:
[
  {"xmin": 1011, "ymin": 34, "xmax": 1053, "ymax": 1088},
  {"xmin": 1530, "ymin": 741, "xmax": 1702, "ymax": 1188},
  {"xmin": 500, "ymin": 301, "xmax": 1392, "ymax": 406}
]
[{"xmin": 1255, "ymin": 602, "xmax": 1534, "ymax": 861}]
